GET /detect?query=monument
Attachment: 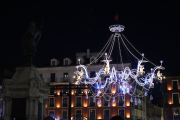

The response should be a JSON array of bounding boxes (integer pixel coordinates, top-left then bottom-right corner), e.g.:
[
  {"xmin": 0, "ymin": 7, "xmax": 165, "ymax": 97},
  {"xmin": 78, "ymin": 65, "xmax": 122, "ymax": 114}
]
[{"xmin": 2, "ymin": 21, "xmax": 50, "ymax": 120}]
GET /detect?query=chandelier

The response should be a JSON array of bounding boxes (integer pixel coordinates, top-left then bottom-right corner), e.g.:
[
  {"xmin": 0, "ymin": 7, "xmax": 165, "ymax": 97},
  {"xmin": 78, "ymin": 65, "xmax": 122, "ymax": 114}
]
[{"xmin": 74, "ymin": 23, "xmax": 165, "ymax": 106}]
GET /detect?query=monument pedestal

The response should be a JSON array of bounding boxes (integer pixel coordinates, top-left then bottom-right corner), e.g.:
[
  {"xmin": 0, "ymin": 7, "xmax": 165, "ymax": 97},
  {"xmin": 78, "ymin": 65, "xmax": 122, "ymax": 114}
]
[{"xmin": 2, "ymin": 67, "xmax": 50, "ymax": 120}]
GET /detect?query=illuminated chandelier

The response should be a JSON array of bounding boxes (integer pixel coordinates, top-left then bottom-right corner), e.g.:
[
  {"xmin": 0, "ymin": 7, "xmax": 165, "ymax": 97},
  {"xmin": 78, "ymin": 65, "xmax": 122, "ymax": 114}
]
[{"xmin": 74, "ymin": 23, "xmax": 165, "ymax": 106}]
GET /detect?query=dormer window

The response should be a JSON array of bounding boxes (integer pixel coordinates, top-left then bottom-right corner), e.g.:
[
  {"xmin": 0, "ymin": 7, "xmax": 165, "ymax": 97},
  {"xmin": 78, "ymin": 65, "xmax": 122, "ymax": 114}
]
[
  {"xmin": 52, "ymin": 61, "xmax": 55, "ymax": 66},
  {"xmin": 50, "ymin": 58, "xmax": 59, "ymax": 66},
  {"xmin": 65, "ymin": 60, "xmax": 68, "ymax": 65},
  {"xmin": 63, "ymin": 58, "xmax": 72, "ymax": 65}
]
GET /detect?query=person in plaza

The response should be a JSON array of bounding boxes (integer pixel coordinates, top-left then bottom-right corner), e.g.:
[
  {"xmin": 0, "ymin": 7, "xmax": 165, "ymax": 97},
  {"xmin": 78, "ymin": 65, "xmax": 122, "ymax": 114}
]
[
  {"xmin": 43, "ymin": 116, "xmax": 55, "ymax": 120},
  {"xmin": 111, "ymin": 115, "xmax": 124, "ymax": 120}
]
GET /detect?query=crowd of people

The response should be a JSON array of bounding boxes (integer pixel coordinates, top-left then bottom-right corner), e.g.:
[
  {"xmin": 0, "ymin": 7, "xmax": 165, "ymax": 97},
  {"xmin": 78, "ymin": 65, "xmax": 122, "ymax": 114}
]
[{"xmin": 14, "ymin": 115, "xmax": 124, "ymax": 120}]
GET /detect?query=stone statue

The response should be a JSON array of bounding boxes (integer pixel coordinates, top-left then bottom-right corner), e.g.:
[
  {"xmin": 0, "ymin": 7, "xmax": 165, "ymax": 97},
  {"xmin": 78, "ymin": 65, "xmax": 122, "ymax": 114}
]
[{"xmin": 22, "ymin": 20, "xmax": 43, "ymax": 65}]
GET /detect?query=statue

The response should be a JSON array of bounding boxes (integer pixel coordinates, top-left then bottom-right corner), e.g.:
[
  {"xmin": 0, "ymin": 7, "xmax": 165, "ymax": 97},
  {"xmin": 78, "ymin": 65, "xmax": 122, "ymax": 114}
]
[{"xmin": 22, "ymin": 20, "xmax": 43, "ymax": 66}]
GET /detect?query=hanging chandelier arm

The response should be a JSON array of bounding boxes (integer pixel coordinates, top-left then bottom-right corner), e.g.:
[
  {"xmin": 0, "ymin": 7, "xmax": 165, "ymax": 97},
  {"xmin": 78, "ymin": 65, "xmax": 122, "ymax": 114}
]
[
  {"xmin": 122, "ymin": 34, "xmax": 156, "ymax": 66},
  {"xmin": 87, "ymin": 34, "xmax": 114, "ymax": 67},
  {"xmin": 108, "ymin": 34, "xmax": 116, "ymax": 59},
  {"xmin": 118, "ymin": 35, "xmax": 124, "ymax": 70},
  {"xmin": 120, "ymin": 34, "xmax": 139, "ymax": 60}
]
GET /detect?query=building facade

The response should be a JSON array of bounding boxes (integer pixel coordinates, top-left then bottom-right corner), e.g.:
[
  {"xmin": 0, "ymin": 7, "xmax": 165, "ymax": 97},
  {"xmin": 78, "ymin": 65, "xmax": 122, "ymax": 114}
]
[
  {"xmin": 37, "ymin": 49, "xmax": 162, "ymax": 120},
  {"xmin": 161, "ymin": 76, "xmax": 180, "ymax": 120}
]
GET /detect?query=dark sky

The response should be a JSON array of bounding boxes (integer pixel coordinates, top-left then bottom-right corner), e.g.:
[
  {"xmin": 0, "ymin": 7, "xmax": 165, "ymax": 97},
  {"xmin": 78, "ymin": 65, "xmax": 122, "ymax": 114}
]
[{"xmin": 0, "ymin": 0, "xmax": 180, "ymax": 76}]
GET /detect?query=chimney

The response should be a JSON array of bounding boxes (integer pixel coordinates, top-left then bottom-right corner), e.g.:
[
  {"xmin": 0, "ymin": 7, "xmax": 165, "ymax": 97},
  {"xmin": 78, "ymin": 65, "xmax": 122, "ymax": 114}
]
[{"xmin": 87, "ymin": 49, "xmax": 90, "ymax": 58}]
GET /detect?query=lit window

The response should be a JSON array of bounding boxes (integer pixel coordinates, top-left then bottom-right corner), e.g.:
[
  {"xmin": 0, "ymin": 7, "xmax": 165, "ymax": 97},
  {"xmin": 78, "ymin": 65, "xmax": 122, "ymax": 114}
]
[
  {"xmin": 173, "ymin": 108, "xmax": 180, "ymax": 119},
  {"xmin": 63, "ymin": 73, "xmax": 68, "ymax": 82},
  {"xmin": 63, "ymin": 86, "xmax": 68, "ymax": 94}
]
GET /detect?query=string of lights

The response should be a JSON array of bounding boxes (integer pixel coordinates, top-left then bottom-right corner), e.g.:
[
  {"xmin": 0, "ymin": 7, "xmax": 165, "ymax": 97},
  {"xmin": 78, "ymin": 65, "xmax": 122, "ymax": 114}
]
[{"xmin": 74, "ymin": 23, "xmax": 165, "ymax": 106}]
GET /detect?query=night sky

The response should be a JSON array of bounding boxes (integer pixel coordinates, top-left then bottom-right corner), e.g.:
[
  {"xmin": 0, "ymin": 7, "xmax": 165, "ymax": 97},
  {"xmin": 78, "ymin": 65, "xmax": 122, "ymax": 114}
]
[{"xmin": 0, "ymin": 0, "xmax": 180, "ymax": 77}]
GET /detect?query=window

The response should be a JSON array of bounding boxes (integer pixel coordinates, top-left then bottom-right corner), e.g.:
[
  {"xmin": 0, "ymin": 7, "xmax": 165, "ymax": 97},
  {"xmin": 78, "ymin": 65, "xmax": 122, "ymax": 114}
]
[
  {"xmin": 76, "ymin": 85, "xmax": 81, "ymax": 94},
  {"xmin": 118, "ymin": 109, "xmax": 125, "ymax": 119},
  {"xmin": 65, "ymin": 60, "xmax": 68, "ymax": 65},
  {"xmin": 104, "ymin": 96, "xmax": 109, "ymax": 106},
  {"xmin": 50, "ymin": 87, "xmax": 54, "ymax": 95},
  {"xmin": 40, "ymin": 74, "xmax": 43, "ymax": 79},
  {"xmin": 49, "ymin": 98, "xmax": 54, "ymax": 107},
  {"xmin": 90, "ymin": 97, "xmax": 95, "ymax": 107},
  {"xmin": 52, "ymin": 61, "xmax": 55, "ymax": 66},
  {"xmin": 76, "ymin": 97, "xmax": 82, "ymax": 107},
  {"xmin": 62, "ymin": 110, "xmax": 68, "ymax": 119},
  {"xmin": 90, "ymin": 85, "xmax": 96, "ymax": 93},
  {"xmin": 119, "ymin": 96, "xmax": 124, "ymax": 106},
  {"xmin": 63, "ymin": 86, "xmax": 68, "ymax": 94},
  {"xmin": 173, "ymin": 93, "xmax": 179, "ymax": 104},
  {"xmin": 173, "ymin": 108, "xmax": 180, "ymax": 120},
  {"xmin": 76, "ymin": 110, "xmax": 82, "ymax": 119},
  {"xmin": 90, "ymin": 71, "xmax": 96, "ymax": 78},
  {"xmin": 104, "ymin": 110, "xmax": 110, "ymax": 120},
  {"xmin": 89, "ymin": 110, "xmax": 96, "ymax": 120},
  {"xmin": 63, "ymin": 98, "xmax": 68, "ymax": 107},
  {"xmin": 48, "ymin": 110, "xmax": 55, "ymax": 115},
  {"xmin": 106, "ymin": 85, "xmax": 111, "ymax": 93},
  {"xmin": 64, "ymin": 73, "xmax": 68, "ymax": 82},
  {"xmin": 50, "ymin": 73, "xmax": 55, "ymax": 82},
  {"xmin": 173, "ymin": 80, "xmax": 178, "ymax": 90}
]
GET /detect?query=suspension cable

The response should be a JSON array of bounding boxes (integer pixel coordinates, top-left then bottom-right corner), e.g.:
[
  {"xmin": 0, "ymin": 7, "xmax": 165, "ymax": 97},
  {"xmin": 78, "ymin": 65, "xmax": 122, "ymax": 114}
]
[{"xmin": 122, "ymin": 34, "xmax": 156, "ymax": 66}]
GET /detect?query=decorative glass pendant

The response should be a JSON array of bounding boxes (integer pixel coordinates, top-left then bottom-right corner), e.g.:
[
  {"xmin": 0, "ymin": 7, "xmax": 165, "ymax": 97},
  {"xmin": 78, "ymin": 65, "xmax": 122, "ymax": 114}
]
[
  {"xmin": 130, "ymin": 97, "xmax": 133, "ymax": 102},
  {"xmin": 123, "ymin": 102, "xmax": 126, "ymax": 107},
  {"xmin": 150, "ymin": 94, "xmax": 153, "ymax": 100},
  {"xmin": 145, "ymin": 91, "xmax": 148, "ymax": 96},
  {"xmin": 108, "ymin": 102, "xmax": 110, "ymax": 107},
  {"xmin": 113, "ymin": 97, "xmax": 115, "ymax": 103},
  {"xmin": 135, "ymin": 98, "xmax": 137, "ymax": 105},
  {"xmin": 93, "ymin": 97, "xmax": 96, "ymax": 103},
  {"xmin": 85, "ymin": 94, "xmax": 88, "ymax": 99},
  {"xmin": 97, "ymin": 92, "xmax": 100, "ymax": 96}
]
